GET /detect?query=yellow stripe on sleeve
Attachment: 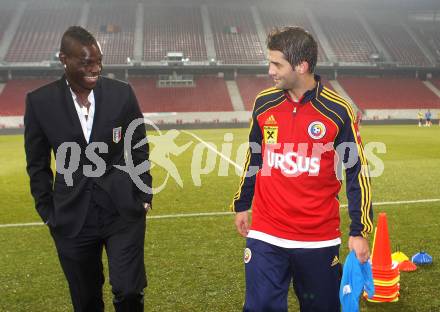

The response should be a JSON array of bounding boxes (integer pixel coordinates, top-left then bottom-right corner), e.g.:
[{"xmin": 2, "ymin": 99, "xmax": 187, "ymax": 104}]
[{"xmin": 320, "ymin": 88, "xmax": 373, "ymax": 235}]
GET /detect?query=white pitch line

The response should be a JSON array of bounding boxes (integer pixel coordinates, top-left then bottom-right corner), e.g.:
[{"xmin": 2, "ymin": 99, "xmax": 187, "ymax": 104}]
[
  {"xmin": 0, "ymin": 198, "xmax": 439, "ymax": 229},
  {"xmin": 0, "ymin": 222, "xmax": 43, "ymax": 228},
  {"xmin": 149, "ymin": 211, "xmax": 233, "ymax": 219},
  {"xmin": 181, "ymin": 130, "xmax": 243, "ymax": 171}
]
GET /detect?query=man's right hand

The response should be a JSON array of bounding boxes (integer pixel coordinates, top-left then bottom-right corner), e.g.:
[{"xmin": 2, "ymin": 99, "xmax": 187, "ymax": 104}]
[{"xmin": 235, "ymin": 211, "xmax": 249, "ymax": 237}]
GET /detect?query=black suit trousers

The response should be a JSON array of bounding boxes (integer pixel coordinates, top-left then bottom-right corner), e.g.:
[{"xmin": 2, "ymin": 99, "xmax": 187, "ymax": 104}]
[{"xmin": 50, "ymin": 186, "xmax": 147, "ymax": 312}]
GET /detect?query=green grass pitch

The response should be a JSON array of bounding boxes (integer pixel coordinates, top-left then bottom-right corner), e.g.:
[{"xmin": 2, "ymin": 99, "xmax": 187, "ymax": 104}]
[{"xmin": 0, "ymin": 125, "xmax": 439, "ymax": 311}]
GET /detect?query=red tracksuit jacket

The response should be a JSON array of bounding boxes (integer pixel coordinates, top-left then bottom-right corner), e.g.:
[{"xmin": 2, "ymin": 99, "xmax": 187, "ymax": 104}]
[{"xmin": 232, "ymin": 76, "xmax": 373, "ymax": 241}]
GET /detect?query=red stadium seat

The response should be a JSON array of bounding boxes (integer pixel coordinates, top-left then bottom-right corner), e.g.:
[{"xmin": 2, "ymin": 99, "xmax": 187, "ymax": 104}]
[
  {"xmin": 236, "ymin": 75, "xmax": 273, "ymax": 111},
  {"xmin": 338, "ymin": 76, "xmax": 440, "ymax": 109},
  {"xmin": 130, "ymin": 76, "xmax": 233, "ymax": 112},
  {"xmin": 0, "ymin": 79, "xmax": 52, "ymax": 115}
]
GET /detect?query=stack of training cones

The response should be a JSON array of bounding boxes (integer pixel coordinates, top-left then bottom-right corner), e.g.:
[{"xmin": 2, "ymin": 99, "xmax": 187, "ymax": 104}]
[{"xmin": 365, "ymin": 213, "xmax": 400, "ymax": 302}]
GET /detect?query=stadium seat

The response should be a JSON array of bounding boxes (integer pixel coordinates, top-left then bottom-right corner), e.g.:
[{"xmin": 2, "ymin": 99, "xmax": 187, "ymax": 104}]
[
  {"xmin": 411, "ymin": 21, "xmax": 440, "ymax": 65},
  {"xmin": 0, "ymin": 79, "xmax": 52, "ymax": 115},
  {"xmin": 430, "ymin": 79, "xmax": 440, "ymax": 91},
  {"xmin": 0, "ymin": 2, "xmax": 16, "ymax": 46},
  {"xmin": 338, "ymin": 76, "xmax": 440, "ymax": 109},
  {"xmin": 368, "ymin": 17, "xmax": 431, "ymax": 66},
  {"xmin": 258, "ymin": 7, "xmax": 328, "ymax": 63},
  {"xmin": 5, "ymin": 1, "xmax": 82, "ymax": 63},
  {"xmin": 236, "ymin": 75, "xmax": 333, "ymax": 111},
  {"xmin": 129, "ymin": 76, "xmax": 233, "ymax": 112},
  {"xmin": 209, "ymin": 6, "xmax": 265, "ymax": 64},
  {"xmin": 317, "ymin": 11, "xmax": 378, "ymax": 64},
  {"xmin": 236, "ymin": 75, "xmax": 273, "ymax": 110},
  {"xmin": 86, "ymin": 2, "xmax": 136, "ymax": 65},
  {"xmin": 143, "ymin": 5, "xmax": 207, "ymax": 62}
]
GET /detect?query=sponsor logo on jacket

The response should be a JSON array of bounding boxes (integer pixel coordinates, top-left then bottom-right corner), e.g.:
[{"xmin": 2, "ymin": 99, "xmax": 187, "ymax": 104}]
[{"xmin": 266, "ymin": 150, "xmax": 320, "ymax": 175}]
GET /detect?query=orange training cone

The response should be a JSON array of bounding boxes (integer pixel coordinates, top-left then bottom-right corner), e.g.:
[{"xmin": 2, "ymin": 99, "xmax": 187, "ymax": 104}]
[
  {"xmin": 371, "ymin": 213, "xmax": 393, "ymax": 271},
  {"xmin": 367, "ymin": 212, "xmax": 400, "ymax": 303}
]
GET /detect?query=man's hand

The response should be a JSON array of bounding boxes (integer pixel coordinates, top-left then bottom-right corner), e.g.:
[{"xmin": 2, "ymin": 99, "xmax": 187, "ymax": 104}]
[
  {"xmin": 143, "ymin": 202, "xmax": 151, "ymax": 213},
  {"xmin": 235, "ymin": 211, "xmax": 249, "ymax": 237},
  {"xmin": 348, "ymin": 236, "xmax": 370, "ymax": 263}
]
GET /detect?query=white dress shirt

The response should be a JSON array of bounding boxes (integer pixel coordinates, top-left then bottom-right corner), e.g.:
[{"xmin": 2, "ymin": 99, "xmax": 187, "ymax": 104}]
[{"xmin": 67, "ymin": 82, "xmax": 95, "ymax": 143}]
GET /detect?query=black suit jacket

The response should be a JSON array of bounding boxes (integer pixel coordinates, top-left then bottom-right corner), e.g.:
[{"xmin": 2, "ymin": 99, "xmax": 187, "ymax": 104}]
[{"xmin": 24, "ymin": 76, "xmax": 152, "ymax": 237}]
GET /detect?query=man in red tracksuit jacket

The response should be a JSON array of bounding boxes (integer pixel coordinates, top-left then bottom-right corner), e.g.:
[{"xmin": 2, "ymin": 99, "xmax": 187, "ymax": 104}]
[{"xmin": 231, "ymin": 26, "xmax": 373, "ymax": 312}]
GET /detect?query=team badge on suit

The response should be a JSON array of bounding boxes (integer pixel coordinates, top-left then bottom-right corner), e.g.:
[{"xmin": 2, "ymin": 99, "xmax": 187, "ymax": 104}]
[{"xmin": 113, "ymin": 127, "xmax": 122, "ymax": 143}]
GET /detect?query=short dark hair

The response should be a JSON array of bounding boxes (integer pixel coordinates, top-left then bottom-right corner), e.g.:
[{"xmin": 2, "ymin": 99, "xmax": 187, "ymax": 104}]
[
  {"xmin": 267, "ymin": 26, "xmax": 318, "ymax": 73},
  {"xmin": 60, "ymin": 26, "xmax": 98, "ymax": 55}
]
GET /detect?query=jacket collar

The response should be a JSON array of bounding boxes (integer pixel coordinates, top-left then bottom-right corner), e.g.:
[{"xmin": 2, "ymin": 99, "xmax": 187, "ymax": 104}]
[
  {"xmin": 58, "ymin": 75, "xmax": 103, "ymax": 144},
  {"xmin": 284, "ymin": 74, "xmax": 322, "ymax": 104}
]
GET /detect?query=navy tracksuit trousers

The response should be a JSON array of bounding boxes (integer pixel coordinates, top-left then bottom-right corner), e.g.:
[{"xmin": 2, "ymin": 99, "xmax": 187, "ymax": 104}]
[{"xmin": 243, "ymin": 238, "xmax": 341, "ymax": 312}]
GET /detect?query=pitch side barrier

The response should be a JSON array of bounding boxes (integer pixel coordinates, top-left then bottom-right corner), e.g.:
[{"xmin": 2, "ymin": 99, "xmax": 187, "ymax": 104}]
[
  {"xmin": 0, "ymin": 119, "xmax": 434, "ymax": 135},
  {"xmin": 143, "ymin": 119, "xmax": 427, "ymax": 130}
]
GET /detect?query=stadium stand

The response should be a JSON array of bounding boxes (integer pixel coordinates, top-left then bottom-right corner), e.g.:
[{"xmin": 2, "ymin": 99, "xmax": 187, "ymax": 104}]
[
  {"xmin": 236, "ymin": 75, "xmax": 273, "ymax": 110},
  {"xmin": 411, "ymin": 21, "xmax": 440, "ymax": 64},
  {"xmin": 1, "ymin": 2, "xmax": 440, "ymax": 123},
  {"xmin": 317, "ymin": 11, "xmax": 378, "ymax": 64},
  {"xmin": 0, "ymin": 79, "xmax": 51, "ymax": 115},
  {"xmin": 0, "ymin": 1, "xmax": 437, "ymax": 68},
  {"xmin": 208, "ymin": 6, "xmax": 266, "ymax": 64},
  {"xmin": 236, "ymin": 75, "xmax": 333, "ymax": 111},
  {"xmin": 258, "ymin": 8, "xmax": 328, "ymax": 63},
  {"xmin": 0, "ymin": 76, "xmax": 233, "ymax": 116},
  {"xmin": 129, "ymin": 76, "xmax": 233, "ymax": 112},
  {"xmin": 86, "ymin": 2, "xmax": 136, "ymax": 64},
  {"xmin": 0, "ymin": 2, "xmax": 16, "ymax": 45},
  {"xmin": 143, "ymin": 5, "xmax": 207, "ymax": 62},
  {"xmin": 5, "ymin": 1, "xmax": 82, "ymax": 63},
  {"xmin": 369, "ymin": 18, "xmax": 431, "ymax": 66},
  {"xmin": 430, "ymin": 79, "xmax": 440, "ymax": 91},
  {"xmin": 338, "ymin": 76, "xmax": 440, "ymax": 109}
]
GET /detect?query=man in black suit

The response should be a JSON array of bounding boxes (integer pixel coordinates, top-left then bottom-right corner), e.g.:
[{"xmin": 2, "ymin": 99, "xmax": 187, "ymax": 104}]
[{"xmin": 24, "ymin": 26, "xmax": 152, "ymax": 312}]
